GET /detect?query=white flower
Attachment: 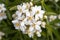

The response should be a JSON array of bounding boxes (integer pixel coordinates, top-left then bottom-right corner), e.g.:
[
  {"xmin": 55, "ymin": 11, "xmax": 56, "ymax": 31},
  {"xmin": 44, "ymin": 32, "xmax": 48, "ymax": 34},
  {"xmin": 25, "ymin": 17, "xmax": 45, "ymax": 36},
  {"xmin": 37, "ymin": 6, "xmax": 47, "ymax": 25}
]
[
  {"xmin": 55, "ymin": 0, "xmax": 59, "ymax": 2},
  {"xmin": 29, "ymin": 26, "xmax": 34, "ymax": 32},
  {"xmin": 41, "ymin": 22, "xmax": 46, "ymax": 28},
  {"xmin": 30, "ymin": 2, "xmax": 33, "ymax": 6},
  {"xmin": 12, "ymin": 19, "xmax": 27, "ymax": 33},
  {"xmin": 31, "ymin": 21, "xmax": 42, "ymax": 31},
  {"xmin": 0, "ymin": 4, "xmax": 6, "ymax": 12},
  {"xmin": 22, "ymin": 2, "xmax": 30, "ymax": 10},
  {"xmin": 12, "ymin": 2, "xmax": 46, "ymax": 38},
  {"xmin": 24, "ymin": 15, "xmax": 34, "ymax": 25},
  {"xmin": 28, "ymin": 21, "xmax": 42, "ymax": 37},
  {"xmin": 20, "ymin": 25, "xmax": 26, "ymax": 34},
  {"xmin": 49, "ymin": 15, "xmax": 57, "ymax": 22},
  {"xmin": 23, "ymin": 9, "xmax": 30, "ymax": 17},
  {"xmin": 0, "ymin": 13, "xmax": 7, "ymax": 21},
  {"xmin": 24, "ymin": 20, "xmax": 42, "ymax": 38},
  {"xmin": 28, "ymin": 32, "xmax": 34, "ymax": 38},
  {"xmin": 0, "ymin": 4, "xmax": 7, "ymax": 21},
  {"xmin": 35, "ymin": 25, "xmax": 42, "ymax": 32},
  {"xmin": 17, "ymin": 5, "xmax": 23, "ymax": 13},
  {"xmin": 12, "ymin": 14, "xmax": 17, "ymax": 19},
  {"xmin": 27, "ymin": 26, "xmax": 34, "ymax": 38},
  {"xmin": 0, "ymin": 32, "xmax": 5, "ymax": 40},
  {"xmin": 31, "ymin": 6, "xmax": 45, "ymax": 20},
  {"xmin": 15, "ymin": 11, "xmax": 22, "ymax": 17},
  {"xmin": 31, "ymin": 0, "xmax": 33, "ymax": 1},
  {"xmin": 12, "ymin": 20, "xmax": 20, "ymax": 29},
  {"xmin": 55, "ymin": 23, "xmax": 60, "ymax": 27},
  {"xmin": 36, "ymin": 31, "xmax": 41, "ymax": 37},
  {"xmin": 58, "ymin": 14, "xmax": 60, "ymax": 19},
  {"xmin": 15, "ymin": 11, "xmax": 25, "ymax": 20},
  {"xmin": 44, "ymin": 15, "xmax": 47, "ymax": 19}
]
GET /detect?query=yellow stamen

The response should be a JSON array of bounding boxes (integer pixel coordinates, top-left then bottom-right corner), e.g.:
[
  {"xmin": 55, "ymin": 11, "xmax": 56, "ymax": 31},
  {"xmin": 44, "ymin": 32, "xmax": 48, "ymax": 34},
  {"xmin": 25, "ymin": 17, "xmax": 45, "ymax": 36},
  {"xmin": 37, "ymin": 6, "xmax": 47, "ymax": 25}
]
[
  {"xmin": 15, "ymin": 23, "xmax": 20, "ymax": 27},
  {"xmin": 32, "ymin": 23, "xmax": 36, "ymax": 27},
  {"xmin": 28, "ymin": 16, "xmax": 33, "ymax": 20},
  {"xmin": 19, "ymin": 8, "xmax": 22, "ymax": 12},
  {"xmin": 36, "ymin": 10, "xmax": 40, "ymax": 14},
  {"xmin": 0, "ymin": 13, "xmax": 5, "ymax": 16}
]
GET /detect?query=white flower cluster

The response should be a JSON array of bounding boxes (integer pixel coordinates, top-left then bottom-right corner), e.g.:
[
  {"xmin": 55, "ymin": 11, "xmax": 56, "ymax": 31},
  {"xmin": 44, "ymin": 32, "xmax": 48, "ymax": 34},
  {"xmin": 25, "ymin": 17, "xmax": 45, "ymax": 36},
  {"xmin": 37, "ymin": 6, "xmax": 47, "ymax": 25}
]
[
  {"xmin": 48, "ymin": 14, "xmax": 60, "ymax": 22},
  {"xmin": 58, "ymin": 14, "xmax": 60, "ymax": 19},
  {"xmin": 49, "ymin": 0, "xmax": 59, "ymax": 2},
  {"xmin": 12, "ymin": 2, "xmax": 46, "ymax": 38},
  {"xmin": 0, "ymin": 4, "xmax": 7, "ymax": 21},
  {"xmin": 0, "ymin": 32, "xmax": 5, "ymax": 40},
  {"xmin": 49, "ymin": 15, "xmax": 57, "ymax": 22},
  {"xmin": 55, "ymin": 0, "xmax": 59, "ymax": 2}
]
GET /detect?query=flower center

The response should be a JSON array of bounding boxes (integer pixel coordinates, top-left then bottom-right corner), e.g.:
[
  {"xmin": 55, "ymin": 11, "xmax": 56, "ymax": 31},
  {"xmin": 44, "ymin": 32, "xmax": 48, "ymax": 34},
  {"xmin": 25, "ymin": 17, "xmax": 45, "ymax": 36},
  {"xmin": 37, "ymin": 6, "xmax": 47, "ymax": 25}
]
[
  {"xmin": 26, "ymin": 5, "xmax": 28, "ymax": 9},
  {"xmin": 36, "ymin": 10, "xmax": 40, "ymax": 14},
  {"xmin": 19, "ymin": 8, "xmax": 22, "ymax": 12},
  {"xmin": 0, "ymin": 13, "xmax": 5, "ymax": 16},
  {"xmin": 28, "ymin": 16, "xmax": 33, "ymax": 20},
  {"xmin": 32, "ymin": 23, "xmax": 36, "ymax": 27},
  {"xmin": 15, "ymin": 23, "xmax": 20, "ymax": 27},
  {"xmin": 26, "ymin": 3, "xmax": 29, "ymax": 9}
]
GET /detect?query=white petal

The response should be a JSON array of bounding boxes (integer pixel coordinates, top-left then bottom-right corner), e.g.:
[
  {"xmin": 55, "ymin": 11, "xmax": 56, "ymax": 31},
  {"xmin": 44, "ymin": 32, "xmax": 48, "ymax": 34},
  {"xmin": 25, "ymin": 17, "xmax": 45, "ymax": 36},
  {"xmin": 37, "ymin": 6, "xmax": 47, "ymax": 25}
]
[
  {"xmin": 15, "ymin": 11, "xmax": 22, "ymax": 16},
  {"xmin": 58, "ymin": 15, "xmax": 60, "ymax": 19},
  {"xmin": 29, "ymin": 26, "xmax": 34, "ymax": 32},
  {"xmin": 36, "ymin": 21, "xmax": 41, "ymax": 25},
  {"xmin": 22, "ymin": 3, "xmax": 26, "ymax": 9},
  {"xmin": 35, "ymin": 15, "xmax": 39, "ymax": 21},
  {"xmin": 0, "ymin": 32, "xmax": 5, "ymax": 36},
  {"xmin": 41, "ymin": 22, "xmax": 46, "ymax": 28},
  {"xmin": 26, "ymin": 11, "xmax": 30, "ymax": 17},
  {"xmin": 20, "ymin": 26, "xmax": 26, "ymax": 32},
  {"xmin": 23, "ymin": 18, "xmax": 27, "ymax": 22},
  {"xmin": 28, "ymin": 32, "xmax": 34, "ymax": 38},
  {"xmin": 39, "ymin": 14, "xmax": 43, "ymax": 19},
  {"xmin": 0, "ymin": 36, "xmax": 2, "ymax": 40},
  {"xmin": 2, "ymin": 8, "xmax": 6, "ymax": 11},
  {"xmin": 17, "ymin": 5, "xmax": 22, "ymax": 11},
  {"xmin": 15, "ymin": 26, "xmax": 20, "ymax": 29},
  {"xmin": 3, "ymin": 16, "xmax": 7, "ymax": 19},
  {"xmin": 49, "ymin": 15, "xmax": 57, "ymax": 21},
  {"xmin": 1, "ymin": 4, "xmax": 5, "ymax": 7},
  {"xmin": 36, "ymin": 32, "xmax": 41, "ymax": 37},
  {"xmin": 37, "ymin": 6, "xmax": 41, "ymax": 10},
  {"xmin": 35, "ymin": 25, "xmax": 41, "ymax": 30},
  {"xmin": 0, "ymin": 17, "xmax": 3, "ymax": 21},
  {"xmin": 21, "ymin": 22, "xmax": 25, "ymax": 26},
  {"xmin": 0, "ymin": 10, "xmax": 1, "ymax": 12},
  {"xmin": 12, "ymin": 20, "xmax": 18, "ymax": 24},
  {"xmin": 40, "ymin": 10, "xmax": 45, "ymax": 14}
]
